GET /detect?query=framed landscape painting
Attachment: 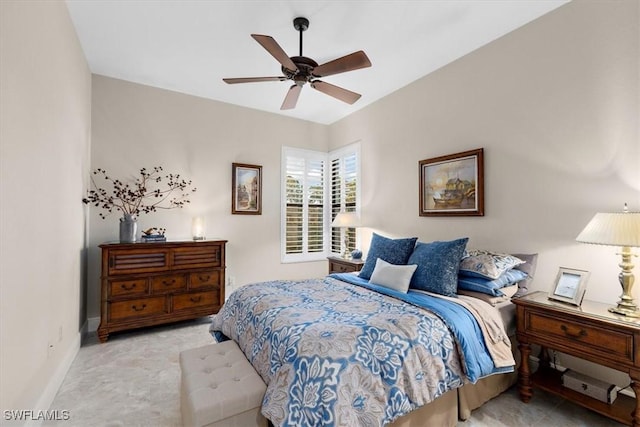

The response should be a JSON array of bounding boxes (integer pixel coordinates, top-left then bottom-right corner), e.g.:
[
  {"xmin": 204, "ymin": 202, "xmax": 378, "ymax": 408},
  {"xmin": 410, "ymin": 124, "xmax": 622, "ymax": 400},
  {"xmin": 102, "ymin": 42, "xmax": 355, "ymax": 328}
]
[
  {"xmin": 419, "ymin": 148, "xmax": 484, "ymax": 217},
  {"xmin": 232, "ymin": 163, "xmax": 262, "ymax": 215}
]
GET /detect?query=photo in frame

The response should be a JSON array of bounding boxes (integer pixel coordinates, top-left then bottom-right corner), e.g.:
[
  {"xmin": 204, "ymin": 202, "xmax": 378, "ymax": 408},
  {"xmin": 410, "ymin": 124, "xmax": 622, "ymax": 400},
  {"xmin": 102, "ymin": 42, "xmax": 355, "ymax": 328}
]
[
  {"xmin": 232, "ymin": 163, "xmax": 262, "ymax": 215},
  {"xmin": 548, "ymin": 267, "xmax": 590, "ymax": 306},
  {"xmin": 419, "ymin": 148, "xmax": 484, "ymax": 216}
]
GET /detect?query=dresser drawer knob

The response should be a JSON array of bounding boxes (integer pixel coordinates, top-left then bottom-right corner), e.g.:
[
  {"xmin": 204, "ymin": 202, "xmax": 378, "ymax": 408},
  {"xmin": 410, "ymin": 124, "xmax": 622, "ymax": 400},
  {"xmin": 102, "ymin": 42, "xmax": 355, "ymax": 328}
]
[
  {"xmin": 162, "ymin": 279, "xmax": 176, "ymax": 286},
  {"xmin": 121, "ymin": 283, "xmax": 137, "ymax": 291},
  {"xmin": 190, "ymin": 296, "xmax": 202, "ymax": 303},
  {"xmin": 131, "ymin": 304, "xmax": 147, "ymax": 312},
  {"xmin": 199, "ymin": 275, "xmax": 210, "ymax": 282},
  {"xmin": 561, "ymin": 324, "xmax": 586, "ymax": 338}
]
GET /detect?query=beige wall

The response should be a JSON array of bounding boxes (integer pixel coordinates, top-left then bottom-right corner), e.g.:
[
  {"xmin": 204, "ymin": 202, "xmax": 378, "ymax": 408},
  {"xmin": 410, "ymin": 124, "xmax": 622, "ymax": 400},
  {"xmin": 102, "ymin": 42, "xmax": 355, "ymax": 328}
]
[
  {"xmin": 0, "ymin": 0, "xmax": 91, "ymax": 415},
  {"xmin": 331, "ymin": 0, "xmax": 639, "ymax": 305},
  {"xmin": 329, "ymin": 0, "xmax": 639, "ymax": 384},
  {"xmin": 87, "ymin": 76, "xmax": 329, "ymax": 320}
]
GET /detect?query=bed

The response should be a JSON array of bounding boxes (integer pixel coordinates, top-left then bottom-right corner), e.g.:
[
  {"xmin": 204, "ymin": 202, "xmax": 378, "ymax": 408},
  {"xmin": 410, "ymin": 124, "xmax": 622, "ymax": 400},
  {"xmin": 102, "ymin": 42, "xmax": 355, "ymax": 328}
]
[{"xmin": 209, "ymin": 234, "xmax": 537, "ymax": 427}]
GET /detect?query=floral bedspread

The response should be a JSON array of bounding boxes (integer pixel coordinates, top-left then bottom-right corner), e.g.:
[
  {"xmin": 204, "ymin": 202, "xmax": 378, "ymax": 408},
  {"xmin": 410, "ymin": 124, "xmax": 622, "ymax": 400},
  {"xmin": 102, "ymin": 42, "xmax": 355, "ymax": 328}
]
[{"xmin": 210, "ymin": 277, "xmax": 482, "ymax": 426}]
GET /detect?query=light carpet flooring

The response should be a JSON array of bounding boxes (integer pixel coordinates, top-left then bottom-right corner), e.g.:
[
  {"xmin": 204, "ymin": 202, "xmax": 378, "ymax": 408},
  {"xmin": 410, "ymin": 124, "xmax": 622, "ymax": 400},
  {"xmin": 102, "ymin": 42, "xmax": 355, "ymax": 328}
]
[{"xmin": 45, "ymin": 318, "xmax": 623, "ymax": 427}]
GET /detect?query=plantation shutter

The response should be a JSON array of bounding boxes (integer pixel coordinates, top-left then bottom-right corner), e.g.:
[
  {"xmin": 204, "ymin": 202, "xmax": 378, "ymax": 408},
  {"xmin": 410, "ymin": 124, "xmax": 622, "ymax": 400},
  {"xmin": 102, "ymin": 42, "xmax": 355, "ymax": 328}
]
[
  {"xmin": 282, "ymin": 148, "xmax": 327, "ymax": 262},
  {"xmin": 330, "ymin": 146, "xmax": 360, "ymax": 255},
  {"xmin": 281, "ymin": 143, "xmax": 359, "ymax": 263}
]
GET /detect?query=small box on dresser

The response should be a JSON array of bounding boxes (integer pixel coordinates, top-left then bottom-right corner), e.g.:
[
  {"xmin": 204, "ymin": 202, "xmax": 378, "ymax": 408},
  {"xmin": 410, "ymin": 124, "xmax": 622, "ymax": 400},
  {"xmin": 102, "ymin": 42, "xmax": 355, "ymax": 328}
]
[{"xmin": 98, "ymin": 239, "xmax": 227, "ymax": 342}]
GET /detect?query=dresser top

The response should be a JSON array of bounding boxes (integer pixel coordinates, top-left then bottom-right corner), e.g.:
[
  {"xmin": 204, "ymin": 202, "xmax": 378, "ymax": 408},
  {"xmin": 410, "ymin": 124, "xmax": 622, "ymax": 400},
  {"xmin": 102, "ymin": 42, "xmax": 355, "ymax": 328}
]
[
  {"xmin": 515, "ymin": 291, "xmax": 640, "ymax": 329},
  {"xmin": 100, "ymin": 239, "xmax": 227, "ymax": 248}
]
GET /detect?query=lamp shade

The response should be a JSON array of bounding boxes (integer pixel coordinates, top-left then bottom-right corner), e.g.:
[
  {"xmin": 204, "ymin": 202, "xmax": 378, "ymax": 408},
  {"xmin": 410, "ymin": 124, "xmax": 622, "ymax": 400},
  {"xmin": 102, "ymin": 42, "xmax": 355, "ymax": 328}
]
[
  {"xmin": 331, "ymin": 212, "xmax": 361, "ymax": 228},
  {"xmin": 576, "ymin": 211, "xmax": 640, "ymax": 247}
]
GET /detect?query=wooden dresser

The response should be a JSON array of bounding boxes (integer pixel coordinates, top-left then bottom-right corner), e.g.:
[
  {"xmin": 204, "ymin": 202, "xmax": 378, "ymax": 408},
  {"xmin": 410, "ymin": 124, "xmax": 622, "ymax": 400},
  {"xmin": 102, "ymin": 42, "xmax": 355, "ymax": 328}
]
[
  {"xmin": 98, "ymin": 240, "xmax": 227, "ymax": 342},
  {"xmin": 514, "ymin": 291, "xmax": 640, "ymax": 426}
]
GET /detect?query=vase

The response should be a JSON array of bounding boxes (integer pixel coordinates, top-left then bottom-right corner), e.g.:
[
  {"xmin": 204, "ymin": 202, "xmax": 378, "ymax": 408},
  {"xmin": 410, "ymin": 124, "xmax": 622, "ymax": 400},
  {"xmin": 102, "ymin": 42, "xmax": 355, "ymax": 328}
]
[{"xmin": 119, "ymin": 214, "xmax": 137, "ymax": 243}]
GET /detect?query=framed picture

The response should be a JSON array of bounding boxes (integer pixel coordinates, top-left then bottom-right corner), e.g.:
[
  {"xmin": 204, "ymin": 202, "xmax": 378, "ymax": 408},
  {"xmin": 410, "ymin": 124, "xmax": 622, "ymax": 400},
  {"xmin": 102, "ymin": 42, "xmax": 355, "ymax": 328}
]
[
  {"xmin": 419, "ymin": 148, "xmax": 484, "ymax": 216},
  {"xmin": 548, "ymin": 267, "xmax": 590, "ymax": 306},
  {"xmin": 232, "ymin": 163, "xmax": 262, "ymax": 215}
]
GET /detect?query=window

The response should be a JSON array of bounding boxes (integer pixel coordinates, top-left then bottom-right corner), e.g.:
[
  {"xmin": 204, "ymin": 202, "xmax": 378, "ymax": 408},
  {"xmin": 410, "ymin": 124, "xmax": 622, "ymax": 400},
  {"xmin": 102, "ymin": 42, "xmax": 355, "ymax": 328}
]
[
  {"xmin": 330, "ymin": 145, "xmax": 360, "ymax": 256},
  {"xmin": 281, "ymin": 143, "xmax": 360, "ymax": 263}
]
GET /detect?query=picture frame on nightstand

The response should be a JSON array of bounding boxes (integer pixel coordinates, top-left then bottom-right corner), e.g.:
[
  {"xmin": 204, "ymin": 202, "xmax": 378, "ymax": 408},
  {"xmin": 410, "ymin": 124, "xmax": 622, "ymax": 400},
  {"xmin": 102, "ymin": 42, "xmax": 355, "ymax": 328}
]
[{"xmin": 548, "ymin": 267, "xmax": 590, "ymax": 306}]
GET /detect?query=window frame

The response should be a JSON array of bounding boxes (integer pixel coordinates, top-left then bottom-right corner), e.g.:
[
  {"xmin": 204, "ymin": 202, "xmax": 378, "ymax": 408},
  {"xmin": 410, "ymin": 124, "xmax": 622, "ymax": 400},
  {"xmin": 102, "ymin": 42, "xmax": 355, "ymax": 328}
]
[{"xmin": 281, "ymin": 143, "xmax": 360, "ymax": 263}]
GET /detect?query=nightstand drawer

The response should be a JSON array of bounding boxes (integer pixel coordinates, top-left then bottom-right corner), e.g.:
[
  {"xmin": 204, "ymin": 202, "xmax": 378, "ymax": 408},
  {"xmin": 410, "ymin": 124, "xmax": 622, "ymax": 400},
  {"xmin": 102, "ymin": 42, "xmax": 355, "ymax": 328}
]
[
  {"xmin": 327, "ymin": 256, "xmax": 364, "ymax": 274},
  {"xmin": 526, "ymin": 311, "xmax": 634, "ymax": 363},
  {"xmin": 331, "ymin": 262, "xmax": 356, "ymax": 273}
]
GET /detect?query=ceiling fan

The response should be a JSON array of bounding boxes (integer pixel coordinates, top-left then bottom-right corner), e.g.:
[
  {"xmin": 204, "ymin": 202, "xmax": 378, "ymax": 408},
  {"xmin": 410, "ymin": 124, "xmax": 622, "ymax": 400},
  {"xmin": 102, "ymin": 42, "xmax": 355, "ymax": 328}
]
[{"xmin": 223, "ymin": 17, "xmax": 372, "ymax": 110}]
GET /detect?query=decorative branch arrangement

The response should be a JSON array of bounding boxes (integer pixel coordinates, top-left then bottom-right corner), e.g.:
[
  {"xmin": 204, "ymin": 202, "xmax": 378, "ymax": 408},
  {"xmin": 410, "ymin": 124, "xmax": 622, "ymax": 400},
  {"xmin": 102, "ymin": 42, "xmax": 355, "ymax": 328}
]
[{"xmin": 82, "ymin": 166, "xmax": 196, "ymax": 219}]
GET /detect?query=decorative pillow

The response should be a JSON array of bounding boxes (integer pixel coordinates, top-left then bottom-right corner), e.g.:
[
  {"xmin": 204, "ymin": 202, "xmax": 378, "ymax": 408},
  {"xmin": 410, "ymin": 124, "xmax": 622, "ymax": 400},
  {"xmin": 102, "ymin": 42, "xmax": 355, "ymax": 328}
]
[
  {"xmin": 407, "ymin": 237, "xmax": 469, "ymax": 297},
  {"xmin": 458, "ymin": 268, "xmax": 528, "ymax": 297},
  {"xmin": 511, "ymin": 253, "xmax": 538, "ymax": 297},
  {"xmin": 369, "ymin": 258, "xmax": 417, "ymax": 293},
  {"xmin": 358, "ymin": 233, "xmax": 418, "ymax": 280},
  {"xmin": 459, "ymin": 250, "xmax": 525, "ymax": 280},
  {"xmin": 458, "ymin": 284, "xmax": 519, "ymax": 305}
]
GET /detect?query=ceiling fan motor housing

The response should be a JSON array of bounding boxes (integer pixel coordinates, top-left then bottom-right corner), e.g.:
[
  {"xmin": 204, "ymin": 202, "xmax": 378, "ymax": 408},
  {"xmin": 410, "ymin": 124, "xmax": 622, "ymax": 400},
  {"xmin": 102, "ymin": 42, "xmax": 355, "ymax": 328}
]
[{"xmin": 283, "ymin": 56, "xmax": 318, "ymax": 83}]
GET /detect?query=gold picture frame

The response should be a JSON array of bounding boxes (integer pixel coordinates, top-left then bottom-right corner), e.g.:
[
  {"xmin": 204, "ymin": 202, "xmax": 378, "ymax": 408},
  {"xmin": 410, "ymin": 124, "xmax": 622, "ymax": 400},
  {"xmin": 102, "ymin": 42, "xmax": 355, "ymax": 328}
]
[
  {"xmin": 232, "ymin": 163, "xmax": 262, "ymax": 215},
  {"xmin": 548, "ymin": 267, "xmax": 590, "ymax": 306},
  {"xmin": 419, "ymin": 148, "xmax": 484, "ymax": 216}
]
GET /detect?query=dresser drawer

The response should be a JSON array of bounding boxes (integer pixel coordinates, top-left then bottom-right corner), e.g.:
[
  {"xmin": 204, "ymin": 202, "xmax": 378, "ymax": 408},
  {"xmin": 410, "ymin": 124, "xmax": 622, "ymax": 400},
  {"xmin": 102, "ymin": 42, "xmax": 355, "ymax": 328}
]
[
  {"xmin": 189, "ymin": 270, "xmax": 221, "ymax": 289},
  {"xmin": 173, "ymin": 245, "xmax": 222, "ymax": 269},
  {"xmin": 151, "ymin": 274, "xmax": 187, "ymax": 293},
  {"xmin": 107, "ymin": 249, "xmax": 169, "ymax": 275},
  {"xmin": 526, "ymin": 310, "xmax": 634, "ymax": 363},
  {"xmin": 110, "ymin": 278, "xmax": 148, "ymax": 298},
  {"xmin": 173, "ymin": 291, "xmax": 216, "ymax": 311},
  {"xmin": 110, "ymin": 296, "xmax": 166, "ymax": 321}
]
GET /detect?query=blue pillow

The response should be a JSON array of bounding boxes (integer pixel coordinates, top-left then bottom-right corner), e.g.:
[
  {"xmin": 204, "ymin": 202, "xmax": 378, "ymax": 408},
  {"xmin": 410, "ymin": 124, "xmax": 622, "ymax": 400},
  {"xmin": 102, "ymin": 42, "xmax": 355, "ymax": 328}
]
[
  {"xmin": 358, "ymin": 233, "xmax": 418, "ymax": 280},
  {"xmin": 408, "ymin": 238, "xmax": 469, "ymax": 297},
  {"xmin": 458, "ymin": 268, "xmax": 529, "ymax": 297}
]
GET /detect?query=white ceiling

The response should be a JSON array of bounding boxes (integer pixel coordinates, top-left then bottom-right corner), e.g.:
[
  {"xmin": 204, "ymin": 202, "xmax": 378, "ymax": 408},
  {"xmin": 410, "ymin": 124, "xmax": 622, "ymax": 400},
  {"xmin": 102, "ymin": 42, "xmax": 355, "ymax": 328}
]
[{"xmin": 66, "ymin": 0, "xmax": 568, "ymax": 125}]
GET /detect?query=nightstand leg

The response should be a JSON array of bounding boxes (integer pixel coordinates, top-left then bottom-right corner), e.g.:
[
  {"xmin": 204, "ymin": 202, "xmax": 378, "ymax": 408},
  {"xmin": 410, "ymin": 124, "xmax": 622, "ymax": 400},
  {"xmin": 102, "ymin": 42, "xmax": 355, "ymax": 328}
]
[
  {"xmin": 630, "ymin": 369, "xmax": 640, "ymax": 427},
  {"xmin": 518, "ymin": 340, "xmax": 533, "ymax": 403}
]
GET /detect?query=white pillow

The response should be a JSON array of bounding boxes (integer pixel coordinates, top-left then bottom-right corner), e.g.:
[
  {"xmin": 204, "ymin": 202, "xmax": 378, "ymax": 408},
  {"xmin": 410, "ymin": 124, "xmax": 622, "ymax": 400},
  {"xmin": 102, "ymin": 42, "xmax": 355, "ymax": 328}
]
[{"xmin": 369, "ymin": 258, "xmax": 417, "ymax": 293}]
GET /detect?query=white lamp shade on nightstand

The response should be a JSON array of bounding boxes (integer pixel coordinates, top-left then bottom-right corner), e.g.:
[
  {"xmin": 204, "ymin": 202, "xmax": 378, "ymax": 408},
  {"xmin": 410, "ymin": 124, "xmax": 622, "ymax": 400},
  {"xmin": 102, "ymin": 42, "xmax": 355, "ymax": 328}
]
[
  {"xmin": 331, "ymin": 212, "xmax": 362, "ymax": 228},
  {"xmin": 576, "ymin": 206, "xmax": 640, "ymax": 317},
  {"xmin": 576, "ymin": 211, "xmax": 640, "ymax": 247}
]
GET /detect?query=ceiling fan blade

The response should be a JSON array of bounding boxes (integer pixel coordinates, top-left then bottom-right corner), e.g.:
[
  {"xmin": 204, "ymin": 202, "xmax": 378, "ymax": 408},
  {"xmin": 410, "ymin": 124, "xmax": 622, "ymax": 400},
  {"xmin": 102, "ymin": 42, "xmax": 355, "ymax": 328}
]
[
  {"xmin": 312, "ymin": 51, "xmax": 371, "ymax": 78},
  {"xmin": 311, "ymin": 81, "xmax": 361, "ymax": 104},
  {"xmin": 251, "ymin": 34, "xmax": 298, "ymax": 72},
  {"xmin": 223, "ymin": 77, "xmax": 286, "ymax": 84},
  {"xmin": 281, "ymin": 84, "xmax": 302, "ymax": 110}
]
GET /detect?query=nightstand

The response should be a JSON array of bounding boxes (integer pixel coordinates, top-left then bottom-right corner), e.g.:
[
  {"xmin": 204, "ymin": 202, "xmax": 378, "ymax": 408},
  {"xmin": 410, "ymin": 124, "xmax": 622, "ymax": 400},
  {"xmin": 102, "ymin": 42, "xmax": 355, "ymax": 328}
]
[
  {"xmin": 327, "ymin": 256, "xmax": 365, "ymax": 274},
  {"xmin": 514, "ymin": 291, "xmax": 640, "ymax": 426}
]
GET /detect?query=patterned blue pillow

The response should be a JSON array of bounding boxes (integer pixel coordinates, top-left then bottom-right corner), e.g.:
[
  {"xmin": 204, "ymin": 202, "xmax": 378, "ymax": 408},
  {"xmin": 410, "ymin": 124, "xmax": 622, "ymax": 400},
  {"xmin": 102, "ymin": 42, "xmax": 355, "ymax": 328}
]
[
  {"xmin": 459, "ymin": 250, "xmax": 525, "ymax": 280},
  {"xmin": 458, "ymin": 268, "xmax": 529, "ymax": 297},
  {"xmin": 358, "ymin": 233, "xmax": 418, "ymax": 280},
  {"xmin": 408, "ymin": 238, "xmax": 469, "ymax": 297}
]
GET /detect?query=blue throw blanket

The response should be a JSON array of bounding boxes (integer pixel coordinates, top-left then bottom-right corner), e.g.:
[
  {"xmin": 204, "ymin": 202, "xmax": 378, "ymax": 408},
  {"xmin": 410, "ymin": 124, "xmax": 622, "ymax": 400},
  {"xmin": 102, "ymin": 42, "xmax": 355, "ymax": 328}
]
[
  {"xmin": 330, "ymin": 273, "xmax": 513, "ymax": 381},
  {"xmin": 210, "ymin": 276, "xmax": 513, "ymax": 427}
]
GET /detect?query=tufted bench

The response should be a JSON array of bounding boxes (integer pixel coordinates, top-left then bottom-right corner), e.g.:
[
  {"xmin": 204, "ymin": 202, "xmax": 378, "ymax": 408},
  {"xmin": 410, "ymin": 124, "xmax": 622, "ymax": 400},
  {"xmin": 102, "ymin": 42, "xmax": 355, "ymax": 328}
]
[{"xmin": 180, "ymin": 340, "xmax": 268, "ymax": 427}]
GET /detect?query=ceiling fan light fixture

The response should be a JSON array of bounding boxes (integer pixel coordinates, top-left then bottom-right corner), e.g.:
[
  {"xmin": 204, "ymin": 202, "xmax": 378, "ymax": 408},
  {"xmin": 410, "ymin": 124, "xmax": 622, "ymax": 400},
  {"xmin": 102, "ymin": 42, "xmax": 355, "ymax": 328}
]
[{"xmin": 223, "ymin": 17, "xmax": 371, "ymax": 110}]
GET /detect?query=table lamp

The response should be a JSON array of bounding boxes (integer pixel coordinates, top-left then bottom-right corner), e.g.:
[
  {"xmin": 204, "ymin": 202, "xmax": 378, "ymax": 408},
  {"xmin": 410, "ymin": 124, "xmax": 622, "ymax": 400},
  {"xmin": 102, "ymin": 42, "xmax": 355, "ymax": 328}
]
[
  {"xmin": 576, "ymin": 204, "xmax": 640, "ymax": 317},
  {"xmin": 331, "ymin": 212, "xmax": 361, "ymax": 259}
]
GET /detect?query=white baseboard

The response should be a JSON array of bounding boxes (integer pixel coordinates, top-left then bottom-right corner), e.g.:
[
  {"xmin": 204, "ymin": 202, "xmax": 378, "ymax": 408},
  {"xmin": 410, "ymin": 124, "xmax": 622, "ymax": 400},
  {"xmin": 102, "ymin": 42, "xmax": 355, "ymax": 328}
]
[
  {"xmin": 20, "ymin": 332, "xmax": 81, "ymax": 426},
  {"xmin": 87, "ymin": 317, "xmax": 99, "ymax": 333}
]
